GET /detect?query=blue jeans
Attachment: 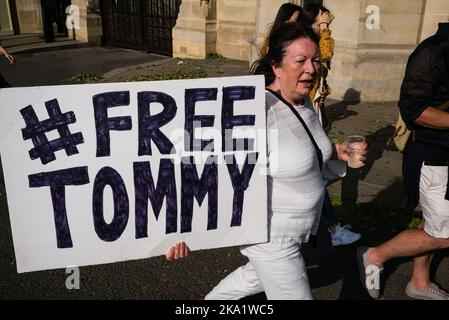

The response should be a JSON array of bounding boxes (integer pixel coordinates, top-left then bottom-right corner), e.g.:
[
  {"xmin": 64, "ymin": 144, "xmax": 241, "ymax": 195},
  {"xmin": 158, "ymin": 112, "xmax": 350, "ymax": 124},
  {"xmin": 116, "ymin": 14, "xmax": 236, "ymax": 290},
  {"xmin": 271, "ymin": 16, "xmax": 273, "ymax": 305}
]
[{"xmin": 321, "ymin": 189, "xmax": 338, "ymax": 228}]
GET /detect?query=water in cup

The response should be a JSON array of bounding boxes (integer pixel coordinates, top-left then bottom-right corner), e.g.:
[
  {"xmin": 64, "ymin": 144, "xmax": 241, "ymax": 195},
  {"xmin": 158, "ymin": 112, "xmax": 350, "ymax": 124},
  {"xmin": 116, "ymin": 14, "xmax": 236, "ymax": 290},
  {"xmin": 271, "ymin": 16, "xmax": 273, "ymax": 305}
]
[{"xmin": 344, "ymin": 135, "xmax": 365, "ymax": 168}]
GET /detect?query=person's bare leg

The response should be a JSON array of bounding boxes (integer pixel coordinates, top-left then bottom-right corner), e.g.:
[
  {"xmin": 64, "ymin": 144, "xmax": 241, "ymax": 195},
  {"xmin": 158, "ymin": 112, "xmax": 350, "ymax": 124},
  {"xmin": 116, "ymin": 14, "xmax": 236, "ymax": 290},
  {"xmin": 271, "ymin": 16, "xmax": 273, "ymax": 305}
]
[
  {"xmin": 408, "ymin": 221, "xmax": 433, "ymax": 290},
  {"xmin": 410, "ymin": 251, "xmax": 434, "ymax": 290},
  {"xmin": 365, "ymin": 221, "xmax": 449, "ymax": 266}
]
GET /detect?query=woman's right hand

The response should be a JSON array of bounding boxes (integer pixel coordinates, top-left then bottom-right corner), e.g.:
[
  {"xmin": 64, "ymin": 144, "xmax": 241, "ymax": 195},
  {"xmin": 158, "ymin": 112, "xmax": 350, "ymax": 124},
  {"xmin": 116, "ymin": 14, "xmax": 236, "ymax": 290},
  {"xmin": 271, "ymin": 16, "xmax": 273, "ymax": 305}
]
[
  {"xmin": 165, "ymin": 242, "xmax": 190, "ymax": 261},
  {"xmin": 2, "ymin": 52, "xmax": 14, "ymax": 64}
]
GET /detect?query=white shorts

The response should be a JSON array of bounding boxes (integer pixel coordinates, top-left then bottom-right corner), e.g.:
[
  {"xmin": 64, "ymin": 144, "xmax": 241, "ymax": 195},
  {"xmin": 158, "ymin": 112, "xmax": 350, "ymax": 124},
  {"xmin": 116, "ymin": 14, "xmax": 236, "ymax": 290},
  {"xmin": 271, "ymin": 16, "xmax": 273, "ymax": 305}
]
[{"xmin": 420, "ymin": 164, "xmax": 449, "ymax": 238}]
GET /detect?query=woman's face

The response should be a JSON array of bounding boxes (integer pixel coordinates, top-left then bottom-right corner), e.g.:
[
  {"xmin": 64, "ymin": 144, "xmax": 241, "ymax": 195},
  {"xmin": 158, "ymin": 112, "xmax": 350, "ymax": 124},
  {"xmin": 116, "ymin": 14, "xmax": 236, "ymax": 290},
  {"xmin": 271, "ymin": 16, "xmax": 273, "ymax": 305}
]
[{"xmin": 272, "ymin": 37, "xmax": 320, "ymax": 105}]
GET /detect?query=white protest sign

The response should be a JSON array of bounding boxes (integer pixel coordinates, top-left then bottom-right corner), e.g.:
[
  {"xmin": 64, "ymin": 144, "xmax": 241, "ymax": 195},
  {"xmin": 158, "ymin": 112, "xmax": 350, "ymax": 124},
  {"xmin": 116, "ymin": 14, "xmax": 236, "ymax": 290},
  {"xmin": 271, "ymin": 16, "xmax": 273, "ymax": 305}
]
[{"xmin": 0, "ymin": 75, "xmax": 268, "ymax": 273}]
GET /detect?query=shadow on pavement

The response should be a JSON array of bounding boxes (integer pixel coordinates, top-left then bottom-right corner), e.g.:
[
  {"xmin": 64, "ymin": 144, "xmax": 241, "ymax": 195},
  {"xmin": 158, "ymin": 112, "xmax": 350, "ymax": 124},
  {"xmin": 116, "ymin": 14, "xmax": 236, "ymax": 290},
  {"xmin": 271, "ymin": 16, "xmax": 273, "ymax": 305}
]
[
  {"xmin": 326, "ymin": 88, "xmax": 361, "ymax": 129},
  {"xmin": 341, "ymin": 125, "xmax": 398, "ymax": 205}
]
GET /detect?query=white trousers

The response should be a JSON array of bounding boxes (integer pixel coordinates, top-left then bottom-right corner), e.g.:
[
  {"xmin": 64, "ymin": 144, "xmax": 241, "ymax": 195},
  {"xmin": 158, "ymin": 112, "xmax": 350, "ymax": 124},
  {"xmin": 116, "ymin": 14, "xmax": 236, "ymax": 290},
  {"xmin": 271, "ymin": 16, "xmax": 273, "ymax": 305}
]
[
  {"xmin": 205, "ymin": 242, "xmax": 313, "ymax": 300},
  {"xmin": 420, "ymin": 164, "xmax": 449, "ymax": 238}
]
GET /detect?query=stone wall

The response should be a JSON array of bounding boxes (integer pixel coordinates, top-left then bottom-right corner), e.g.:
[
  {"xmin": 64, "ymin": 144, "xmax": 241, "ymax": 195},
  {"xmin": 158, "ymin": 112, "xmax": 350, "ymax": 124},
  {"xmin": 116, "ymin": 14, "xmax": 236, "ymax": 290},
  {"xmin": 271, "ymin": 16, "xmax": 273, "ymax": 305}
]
[
  {"xmin": 215, "ymin": 0, "xmax": 258, "ymax": 61},
  {"xmin": 172, "ymin": 0, "xmax": 217, "ymax": 59},
  {"xmin": 248, "ymin": 0, "xmax": 285, "ymax": 67},
  {"xmin": 173, "ymin": 0, "xmax": 287, "ymax": 61},
  {"xmin": 10, "ymin": 0, "xmax": 445, "ymax": 103},
  {"xmin": 16, "ymin": 0, "xmax": 42, "ymax": 33},
  {"xmin": 0, "ymin": 0, "xmax": 13, "ymax": 35},
  {"xmin": 72, "ymin": 0, "xmax": 102, "ymax": 45},
  {"xmin": 419, "ymin": 0, "xmax": 449, "ymax": 42},
  {"xmin": 326, "ymin": 0, "xmax": 429, "ymax": 102},
  {"xmin": 227, "ymin": 0, "xmax": 449, "ymax": 102}
]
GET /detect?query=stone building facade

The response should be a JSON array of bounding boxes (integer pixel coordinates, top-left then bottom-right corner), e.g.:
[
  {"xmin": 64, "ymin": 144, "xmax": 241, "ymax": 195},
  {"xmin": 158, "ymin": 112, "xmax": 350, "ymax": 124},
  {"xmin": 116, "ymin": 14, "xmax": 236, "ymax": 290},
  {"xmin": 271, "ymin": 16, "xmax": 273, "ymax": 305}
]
[
  {"xmin": 173, "ymin": 0, "xmax": 449, "ymax": 101},
  {"xmin": 0, "ymin": 0, "xmax": 14, "ymax": 35},
  {"xmin": 0, "ymin": 0, "xmax": 101, "ymax": 44},
  {"xmin": 2, "ymin": 0, "xmax": 449, "ymax": 101}
]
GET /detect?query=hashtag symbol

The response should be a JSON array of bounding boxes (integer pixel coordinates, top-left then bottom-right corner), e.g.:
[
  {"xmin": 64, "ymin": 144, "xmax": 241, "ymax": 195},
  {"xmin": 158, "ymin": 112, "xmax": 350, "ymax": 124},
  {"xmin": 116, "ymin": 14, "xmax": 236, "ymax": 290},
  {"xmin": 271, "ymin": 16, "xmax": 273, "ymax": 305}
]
[{"xmin": 20, "ymin": 99, "xmax": 84, "ymax": 165}]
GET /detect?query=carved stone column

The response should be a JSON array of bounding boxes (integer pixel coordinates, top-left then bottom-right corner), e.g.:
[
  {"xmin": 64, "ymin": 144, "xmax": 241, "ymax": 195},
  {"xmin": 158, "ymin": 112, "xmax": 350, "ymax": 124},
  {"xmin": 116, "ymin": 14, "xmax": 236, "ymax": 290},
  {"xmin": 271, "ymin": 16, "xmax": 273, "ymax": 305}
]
[
  {"xmin": 172, "ymin": 0, "xmax": 217, "ymax": 59},
  {"xmin": 72, "ymin": 0, "xmax": 102, "ymax": 45}
]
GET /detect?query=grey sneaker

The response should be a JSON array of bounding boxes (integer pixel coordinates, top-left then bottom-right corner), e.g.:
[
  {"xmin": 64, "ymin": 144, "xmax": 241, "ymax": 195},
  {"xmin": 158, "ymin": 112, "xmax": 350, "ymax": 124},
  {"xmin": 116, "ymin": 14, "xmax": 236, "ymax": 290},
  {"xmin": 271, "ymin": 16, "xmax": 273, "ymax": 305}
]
[
  {"xmin": 357, "ymin": 246, "xmax": 383, "ymax": 299},
  {"xmin": 405, "ymin": 282, "xmax": 449, "ymax": 300}
]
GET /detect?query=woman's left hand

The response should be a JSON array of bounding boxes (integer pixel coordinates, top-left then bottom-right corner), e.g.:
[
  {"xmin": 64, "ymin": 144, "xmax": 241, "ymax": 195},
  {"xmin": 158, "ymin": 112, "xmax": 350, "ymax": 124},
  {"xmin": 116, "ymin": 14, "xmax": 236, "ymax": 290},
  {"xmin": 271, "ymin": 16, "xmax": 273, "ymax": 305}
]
[{"xmin": 334, "ymin": 141, "xmax": 368, "ymax": 165}]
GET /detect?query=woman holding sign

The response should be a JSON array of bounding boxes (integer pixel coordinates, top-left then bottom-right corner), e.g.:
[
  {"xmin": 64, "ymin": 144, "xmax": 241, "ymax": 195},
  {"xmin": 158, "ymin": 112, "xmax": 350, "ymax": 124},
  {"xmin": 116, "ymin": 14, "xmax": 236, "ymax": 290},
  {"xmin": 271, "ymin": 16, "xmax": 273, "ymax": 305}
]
[{"xmin": 167, "ymin": 22, "xmax": 367, "ymax": 300}]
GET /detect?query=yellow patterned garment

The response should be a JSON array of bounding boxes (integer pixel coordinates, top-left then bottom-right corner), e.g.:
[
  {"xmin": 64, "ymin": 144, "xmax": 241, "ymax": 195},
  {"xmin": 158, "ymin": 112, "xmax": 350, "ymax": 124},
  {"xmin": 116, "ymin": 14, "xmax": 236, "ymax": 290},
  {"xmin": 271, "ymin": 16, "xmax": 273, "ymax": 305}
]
[{"xmin": 309, "ymin": 28, "xmax": 335, "ymax": 102}]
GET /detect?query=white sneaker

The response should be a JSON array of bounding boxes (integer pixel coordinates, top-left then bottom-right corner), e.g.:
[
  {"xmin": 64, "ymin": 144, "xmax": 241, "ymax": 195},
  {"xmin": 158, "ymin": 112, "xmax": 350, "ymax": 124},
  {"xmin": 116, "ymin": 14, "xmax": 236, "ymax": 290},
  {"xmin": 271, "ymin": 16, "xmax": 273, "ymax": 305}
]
[
  {"xmin": 405, "ymin": 282, "xmax": 449, "ymax": 300},
  {"xmin": 357, "ymin": 246, "xmax": 383, "ymax": 299},
  {"xmin": 330, "ymin": 223, "xmax": 361, "ymax": 246}
]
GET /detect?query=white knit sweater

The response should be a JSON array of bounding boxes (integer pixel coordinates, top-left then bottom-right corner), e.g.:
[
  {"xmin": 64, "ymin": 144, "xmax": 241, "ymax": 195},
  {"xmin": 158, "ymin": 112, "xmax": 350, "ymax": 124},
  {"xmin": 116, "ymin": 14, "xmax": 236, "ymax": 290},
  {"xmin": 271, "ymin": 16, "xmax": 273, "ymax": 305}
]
[{"xmin": 265, "ymin": 90, "xmax": 345, "ymax": 244}]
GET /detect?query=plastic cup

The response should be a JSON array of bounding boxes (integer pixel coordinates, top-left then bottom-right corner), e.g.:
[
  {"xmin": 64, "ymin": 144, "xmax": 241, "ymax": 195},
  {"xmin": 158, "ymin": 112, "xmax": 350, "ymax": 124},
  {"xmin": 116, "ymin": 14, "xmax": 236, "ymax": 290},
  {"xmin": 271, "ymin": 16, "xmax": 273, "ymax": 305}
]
[{"xmin": 344, "ymin": 135, "xmax": 365, "ymax": 168}]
